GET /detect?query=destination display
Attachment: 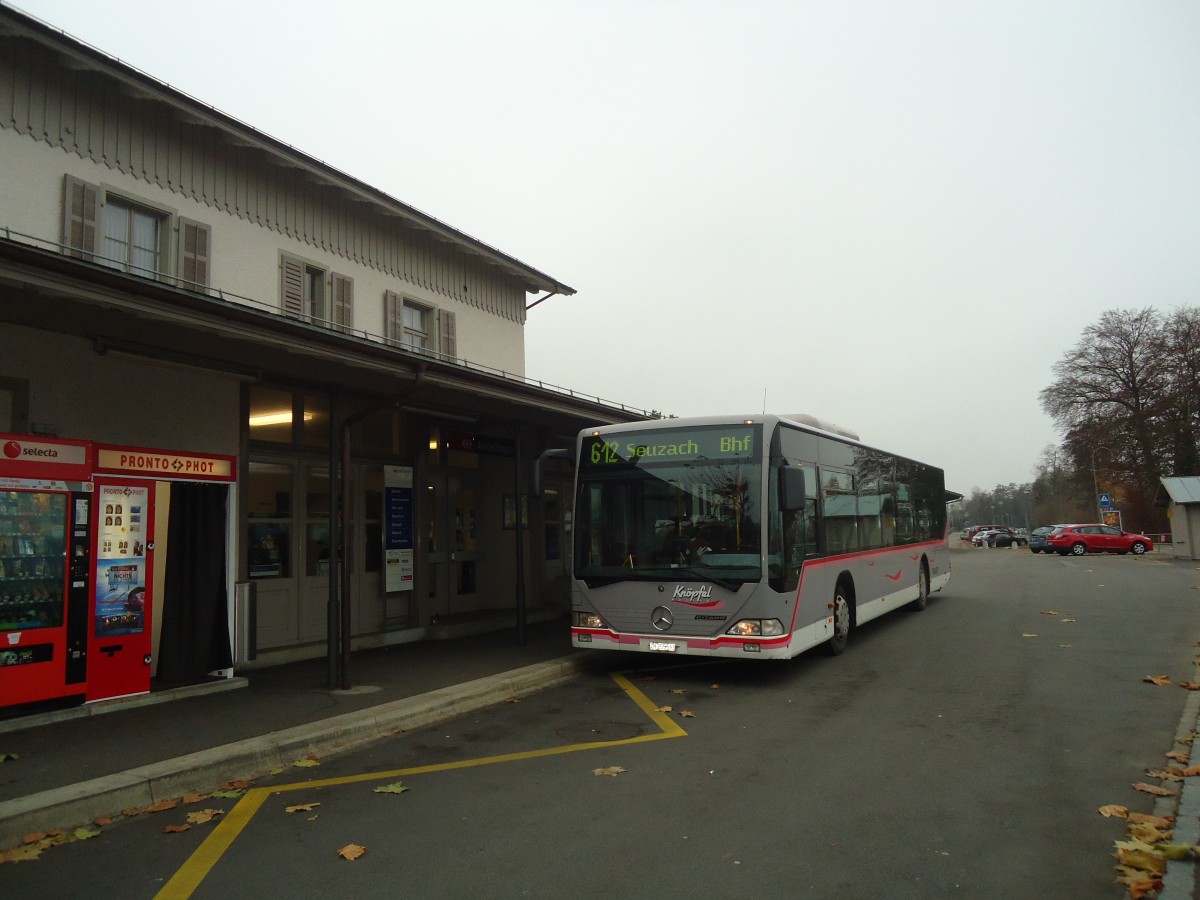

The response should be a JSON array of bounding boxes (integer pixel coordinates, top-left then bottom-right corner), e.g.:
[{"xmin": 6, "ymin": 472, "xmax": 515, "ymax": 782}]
[{"xmin": 581, "ymin": 427, "xmax": 756, "ymax": 468}]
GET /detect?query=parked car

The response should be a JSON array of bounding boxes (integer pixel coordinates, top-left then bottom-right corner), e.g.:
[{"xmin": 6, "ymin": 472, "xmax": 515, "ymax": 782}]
[
  {"xmin": 964, "ymin": 524, "xmax": 1006, "ymax": 543},
  {"xmin": 1028, "ymin": 525, "xmax": 1058, "ymax": 554},
  {"xmin": 972, "ymin": 528, "xmax": 1028, "ymax": 548},
  {"xmin": 1045, "ymin": 524, "xmax": 1154, "ymax": 556}
]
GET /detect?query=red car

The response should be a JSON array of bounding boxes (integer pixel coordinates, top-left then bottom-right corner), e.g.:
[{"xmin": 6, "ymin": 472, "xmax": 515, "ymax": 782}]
[{"xmin": 1045, "ymin": 524, "xmax": 1153, "ymax": 556}]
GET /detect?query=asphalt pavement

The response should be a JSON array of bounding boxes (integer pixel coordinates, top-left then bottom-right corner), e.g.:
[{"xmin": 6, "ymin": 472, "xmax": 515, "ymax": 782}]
[
  {"xmin": 1, "ymin": 546, "xmax": 1199, "ymax": 898},
  {"xmin": 0, "ymin": 617, "xmax": 601, "ymax": 851}
]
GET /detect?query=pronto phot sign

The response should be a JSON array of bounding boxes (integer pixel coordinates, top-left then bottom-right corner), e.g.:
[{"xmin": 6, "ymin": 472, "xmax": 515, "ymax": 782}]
[{"xmin": 94, "ymin": 444, "xmax": 236, "ymax": 482}]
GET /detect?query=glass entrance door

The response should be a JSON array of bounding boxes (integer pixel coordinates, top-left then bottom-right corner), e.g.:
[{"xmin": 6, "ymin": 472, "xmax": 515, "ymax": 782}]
[{"xmin": 425, "ymin": 469, "xmax": 480, "ymax": 620}]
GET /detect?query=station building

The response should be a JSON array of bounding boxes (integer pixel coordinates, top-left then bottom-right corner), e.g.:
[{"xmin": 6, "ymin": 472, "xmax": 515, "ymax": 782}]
[{"xmin": 0, "ymin": 5, "xmax": 648, "ymax": 695}]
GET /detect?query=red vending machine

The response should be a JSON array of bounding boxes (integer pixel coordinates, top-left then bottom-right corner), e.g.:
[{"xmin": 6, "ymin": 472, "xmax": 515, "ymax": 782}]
[
  {"xmin": 0, "ymin": 434, "xmax": 94, "ymax": 710},
  {"xmin": 87, "ymin": 477, "xmax": 155, "ymax": 702}
]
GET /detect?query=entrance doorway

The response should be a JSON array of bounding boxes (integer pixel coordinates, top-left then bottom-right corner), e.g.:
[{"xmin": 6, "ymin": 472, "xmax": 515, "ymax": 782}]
[{"xmin": 425, "ymin": 469, "xmax": 481, "ymax": 621}]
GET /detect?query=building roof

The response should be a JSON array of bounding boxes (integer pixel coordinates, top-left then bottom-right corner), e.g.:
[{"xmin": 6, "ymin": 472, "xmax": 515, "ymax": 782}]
[
  {"xmin": 1158, "ymin": 477, "xmax": 1200, "ymax": 505},
  {"xmin": 0, "ymin": 2, "xmax": 575, "ymax": 300}
]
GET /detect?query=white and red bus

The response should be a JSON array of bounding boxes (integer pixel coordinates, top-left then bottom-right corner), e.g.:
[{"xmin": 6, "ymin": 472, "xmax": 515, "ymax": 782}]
[{"xmin": 550, "ymin": 414, "xmax": 953, "ymax": 659}]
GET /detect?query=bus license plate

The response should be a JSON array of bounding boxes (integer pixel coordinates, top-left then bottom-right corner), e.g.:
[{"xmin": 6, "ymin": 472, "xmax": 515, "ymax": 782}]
[{"xmin": 648, "ymin": 640, "xmax": 677, "ymax": 653}]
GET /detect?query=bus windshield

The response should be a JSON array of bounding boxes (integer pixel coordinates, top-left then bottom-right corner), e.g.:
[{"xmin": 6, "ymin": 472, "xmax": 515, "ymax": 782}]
[{"xmin": 574, "ymin": 425, "xmax": 762, "ymax": 586}]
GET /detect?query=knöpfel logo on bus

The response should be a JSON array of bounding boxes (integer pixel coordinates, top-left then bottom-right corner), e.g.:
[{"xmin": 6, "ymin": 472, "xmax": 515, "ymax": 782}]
[{"xmin": 671, "ymin": 585, "xmax": 716, "ymax": 605}]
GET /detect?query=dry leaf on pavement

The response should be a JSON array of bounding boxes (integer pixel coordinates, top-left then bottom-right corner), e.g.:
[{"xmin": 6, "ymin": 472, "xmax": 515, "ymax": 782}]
[
  {"xmin": 594, "ymin": 766, "xmax": 625, "ymax": 777},
  {"xmin": 373, "ymin": 782, "xmax": 410, "ymax": 795},
  {"xmin": 186, "ymin": 809, "xmax": 224, "ymax": 825},
  {"xmin": 1098, "ymin": 804, "xmax": 1128, "ymax": 818},
  {"xmin": 1133, "ymin": 782, "xmax": 1177, "ymax": 797},
  {"xmin": 162, "ymin": 824, "xmax": 192, "ymax": 834},
  {"xmin": 1144, "ymin": 675, "xmax": 1173, "ymax": 686},
  {"xmin": 338, "ymin": 844, "xmax": 366, "ymax": 861},
  {"xmin": 285, "ymin": 802, "xmax": 321, "ymax": 813}
]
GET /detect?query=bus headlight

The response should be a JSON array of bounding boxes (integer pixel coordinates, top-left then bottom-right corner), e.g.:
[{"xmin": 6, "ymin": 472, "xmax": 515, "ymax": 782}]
[
  {"xmin": 726, "ymin": 619, "xmax": 784, "ymax": 637},
  {"xmin": 573, "ymin": 612, "xmax": 606, "ymax": 629}
]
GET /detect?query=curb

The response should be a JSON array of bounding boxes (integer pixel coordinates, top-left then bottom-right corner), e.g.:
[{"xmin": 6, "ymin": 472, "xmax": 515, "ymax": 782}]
[
  {"xmin": 0, "ymin": 654, "xmax": 600, "ymax": 850},
  {"xmin": 1158, "ymin": 688, "xmax": 1200, "ymax": 899}
]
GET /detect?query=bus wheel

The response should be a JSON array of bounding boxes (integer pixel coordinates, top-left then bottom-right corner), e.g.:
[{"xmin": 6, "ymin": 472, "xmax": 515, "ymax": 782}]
[
  {"xmin": 825, "ymin": 585, "xmax": 851, "ymax": 656},
  {"xmin": 909, "ymin": 565, "xmax": 929, "ymax": 611}
]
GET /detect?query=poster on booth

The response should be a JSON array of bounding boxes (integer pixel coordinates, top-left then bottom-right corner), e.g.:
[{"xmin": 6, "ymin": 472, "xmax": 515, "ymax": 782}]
[
  {"xmin": 383, "ymin": 466, "xmax": 414, "ymax": 592},
  {"xmin": 94, "ymin": 484, "xmax": 149, "ymax": 636}
]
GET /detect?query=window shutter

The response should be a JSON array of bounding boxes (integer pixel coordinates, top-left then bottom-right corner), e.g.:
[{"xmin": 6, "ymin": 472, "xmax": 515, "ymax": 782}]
[
  {"xmin": 331, "ymin": 273, "xmax": 353, "ymax": 333},
  {"xmin": 62, "ymin": 175, "xmax": 97, "ymax": 260},
  {"xmin": 178, "ymin": 219, "xmax": 211, "ymax": 287},
  {"xmin": 383, "ymin": 290, "xmax": 400, "ymax": 346},
  {"xmin": 280, "ymin": 256, "xmax": 304, "ymax": 319},
  {"xmin": 438, "ymin": 310, "xmax": 457, "ymax": 360}
]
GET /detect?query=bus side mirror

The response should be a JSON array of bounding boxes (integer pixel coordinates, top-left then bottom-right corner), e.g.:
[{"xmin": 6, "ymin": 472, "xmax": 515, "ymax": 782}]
[
  {"xmin": 781, "ymin": 466, "xmax": 807, "ymax": 511},
  {"xmin": 533, "ymin": 448, "xmax": 572, "ymax": 497}
]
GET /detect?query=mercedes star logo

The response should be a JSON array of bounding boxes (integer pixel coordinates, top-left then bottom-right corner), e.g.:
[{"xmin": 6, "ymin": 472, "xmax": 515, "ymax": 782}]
[{"xmin": 651, "ymin": 606, "xmax": 674, "ymax": 631}]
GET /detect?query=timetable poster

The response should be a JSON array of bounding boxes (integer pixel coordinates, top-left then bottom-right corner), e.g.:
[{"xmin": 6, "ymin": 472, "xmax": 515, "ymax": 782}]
[
  {"xmin": 95, "ymin": 484, "xmax": 149, "ymax": 636},
  {"xmin": 383, "ymin": 465, "xmax": 414, "ymax": 592}
]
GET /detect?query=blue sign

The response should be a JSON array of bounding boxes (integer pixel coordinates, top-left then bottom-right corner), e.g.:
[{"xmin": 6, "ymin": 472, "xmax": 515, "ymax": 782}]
[
  {"xmin": 1098, "ymin": 493, "xmax": 1112, "ymax": 508},
  {"xmin": 383, "ymin": 466, "xmax": 414, "ymax": 592}
]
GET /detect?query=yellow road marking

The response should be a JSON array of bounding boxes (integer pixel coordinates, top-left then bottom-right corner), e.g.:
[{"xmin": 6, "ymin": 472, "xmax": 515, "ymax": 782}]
[{"xmin": 155, "ymin": 668, "xmax": 685, "ymax": 899}]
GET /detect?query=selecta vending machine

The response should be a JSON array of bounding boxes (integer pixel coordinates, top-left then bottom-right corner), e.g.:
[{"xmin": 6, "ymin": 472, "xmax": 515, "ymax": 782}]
[{"xmin": 0, "ymin": 434, "xmax": 95, "ymax": 710}]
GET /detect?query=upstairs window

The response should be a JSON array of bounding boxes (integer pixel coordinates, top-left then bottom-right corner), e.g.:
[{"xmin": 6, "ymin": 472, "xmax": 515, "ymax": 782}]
[
  {"xmin": 384, "ymin": 291, "xmax": 456, "ymax": 359},
  {"xmin": 61, "ymin": 175, "xmax": 210, "ymax": 287},
  {"xmin": 281, "ymin": 254, "xmax": 353, "ymax": 332},
  {"xmin": 101, "ymin": 199, "xmax": 165, "ymax": 276},
  {"xmin": 402, "ymin": 300, "xmax": 430, "ymax": 351}
]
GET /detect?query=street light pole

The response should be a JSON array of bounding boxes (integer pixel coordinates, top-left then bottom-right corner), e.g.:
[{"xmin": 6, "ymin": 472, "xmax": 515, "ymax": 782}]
[{"xmin": 1092, "ymin": 446, "xmax": 1110, "ymax": 523}]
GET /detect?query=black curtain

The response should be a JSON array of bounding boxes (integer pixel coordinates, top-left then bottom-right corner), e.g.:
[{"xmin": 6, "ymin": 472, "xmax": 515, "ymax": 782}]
[{"xmin": 157, "ymin": 482, "xmax": 232, "ymax": 683}]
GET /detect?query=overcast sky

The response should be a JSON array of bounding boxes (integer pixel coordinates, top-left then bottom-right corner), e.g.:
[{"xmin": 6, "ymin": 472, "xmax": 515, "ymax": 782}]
[{"xmin": 12, "ymin": 0, "xmax": 1199, "ymax": 494}]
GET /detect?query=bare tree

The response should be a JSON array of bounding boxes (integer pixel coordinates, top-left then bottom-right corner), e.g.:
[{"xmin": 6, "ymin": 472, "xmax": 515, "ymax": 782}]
[{"xmin": 1039, "ymin": 308, "xmax": 1167, "ymax": 529}]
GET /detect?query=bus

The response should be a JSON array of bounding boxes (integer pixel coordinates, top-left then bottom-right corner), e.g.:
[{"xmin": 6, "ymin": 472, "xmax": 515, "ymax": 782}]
[{"xmin": 544, "ymin": 413, "xmax": 953, "ymax": 660}]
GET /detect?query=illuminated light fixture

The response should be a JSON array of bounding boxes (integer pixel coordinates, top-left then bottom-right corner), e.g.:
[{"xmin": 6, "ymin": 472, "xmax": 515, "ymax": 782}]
[
  {"xmin": 428, "ymin": 438, "xmax": 439, "ymax": 450},
  {"xmin": 249, "ymin": 411, "xmax": 315, "ymax": 427}
]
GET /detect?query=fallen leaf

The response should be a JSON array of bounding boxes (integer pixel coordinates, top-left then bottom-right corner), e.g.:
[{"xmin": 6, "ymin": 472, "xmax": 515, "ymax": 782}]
[
  {"xmin": 1160, "ymin": 844, "xmax": 1199, "ymax": 861},
  {"xmin": 186, "ymin": 809, "xmax": 224, "ymax": 825},
  {"xmin": 269, "ymin": 767, "xmax": 285, "ymax": 776},
  {"xmin": 1146, "ymin": 768, "xmax": 1186, "ymax": 781},
  {"xmin": 373, "ymin": 782, "xmax": 410, "ymax": 795},
  {"xmin": 656, "ymin": 705, "xmax": 674, "ymax": 713},
  {"xmin": 73, "ymin": 827, "xmax": 100, "ymax": 841},
  {"xmin": 162, "ymin": 824, "xmax": 192, "ymax": 834},
  {"xmin": 144, "ymin": 800, "xmax": 178, "ymax": 814},
  {"xmin": 1167, "ymin": 750, "xmax": 1189, "ymax": 762},
  {"xmin": 1144, "ymin": 675, "xmax": 1173, "ymax": 686},
  {"xmin": 505, "ymin": 697, "xmax": 520, "ymax": 704},
  {"xmin": 1040, "ymin": 610, "xmax": 1060, "ymax": 616},
  {"xmin": 1129, "ymin": 813, "xmax": 1173, "ymax": 828},
  {"xmin": 0, "ymin": 753, "xmax": 19, "ymax": 763},
  {"xmin": 292, "ymin": 757, "xmax": 320, "ymax": 768},
  {"xmin": 1060, "ymin": 618, "xmax": 1076, "ymax": 623},
  {"xmin": 285, "ymin": 802, "xmax": 321, "ymax": 813},
  {"xmin": 0, "ymin": 843, "xmax": 45, "ymax": 863},
  {"xmin": 182, "ymin": 793, "xmax": 208, "ymax": 804},
  {"xmin": 669, "ymin": 689, "xmax": 687, "ymax": 695},
  {"xmin": 22, "ymin": 832, "xmax": 47, "ymax": 844},
  {"xmin": 1133, "ymin": 782, "xmax": 1177, "ymax": 797},
  {"xmin": 1181, "ymin": 682, "xmax": 1200, "ymax": 691},
  {"xmin": 679, "ymin": 710, "xmax": 697, "ymax": 718},
  {"xmin": 210, "ymin": 789, "xmax": 245, "ymax": 799},
  {"xmin": 1129, "ymin": 822, "xmax": 1173, "ymax": 844},
  {"xmin": 593, "ymin": 766, "xmax": 626, "ymax": 777},
  {"xmin": 93, "ymin": 817, "xmax": 112, "ymax": 827},
  {"xmin": 1022, "ymin": 633, "xmax": 1037, "ymax": 638},
  {"xmin": 710, "ymin": 684, "xmax": 721, "ymax": 690},
  {"xmin": 1098, "ymin": 804, "xmax": 1128, "ymax": 818},
  {"xmin": 1115, "ymin": 839, "xmax": 1166, "ymax": 875},
  {"xmin": 338, "ymin": 844, "xmax": 366, "ymax": 861},
  {"xmin": 225, "ymin": 780, "xmax": 252, "ymax": 790}
]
